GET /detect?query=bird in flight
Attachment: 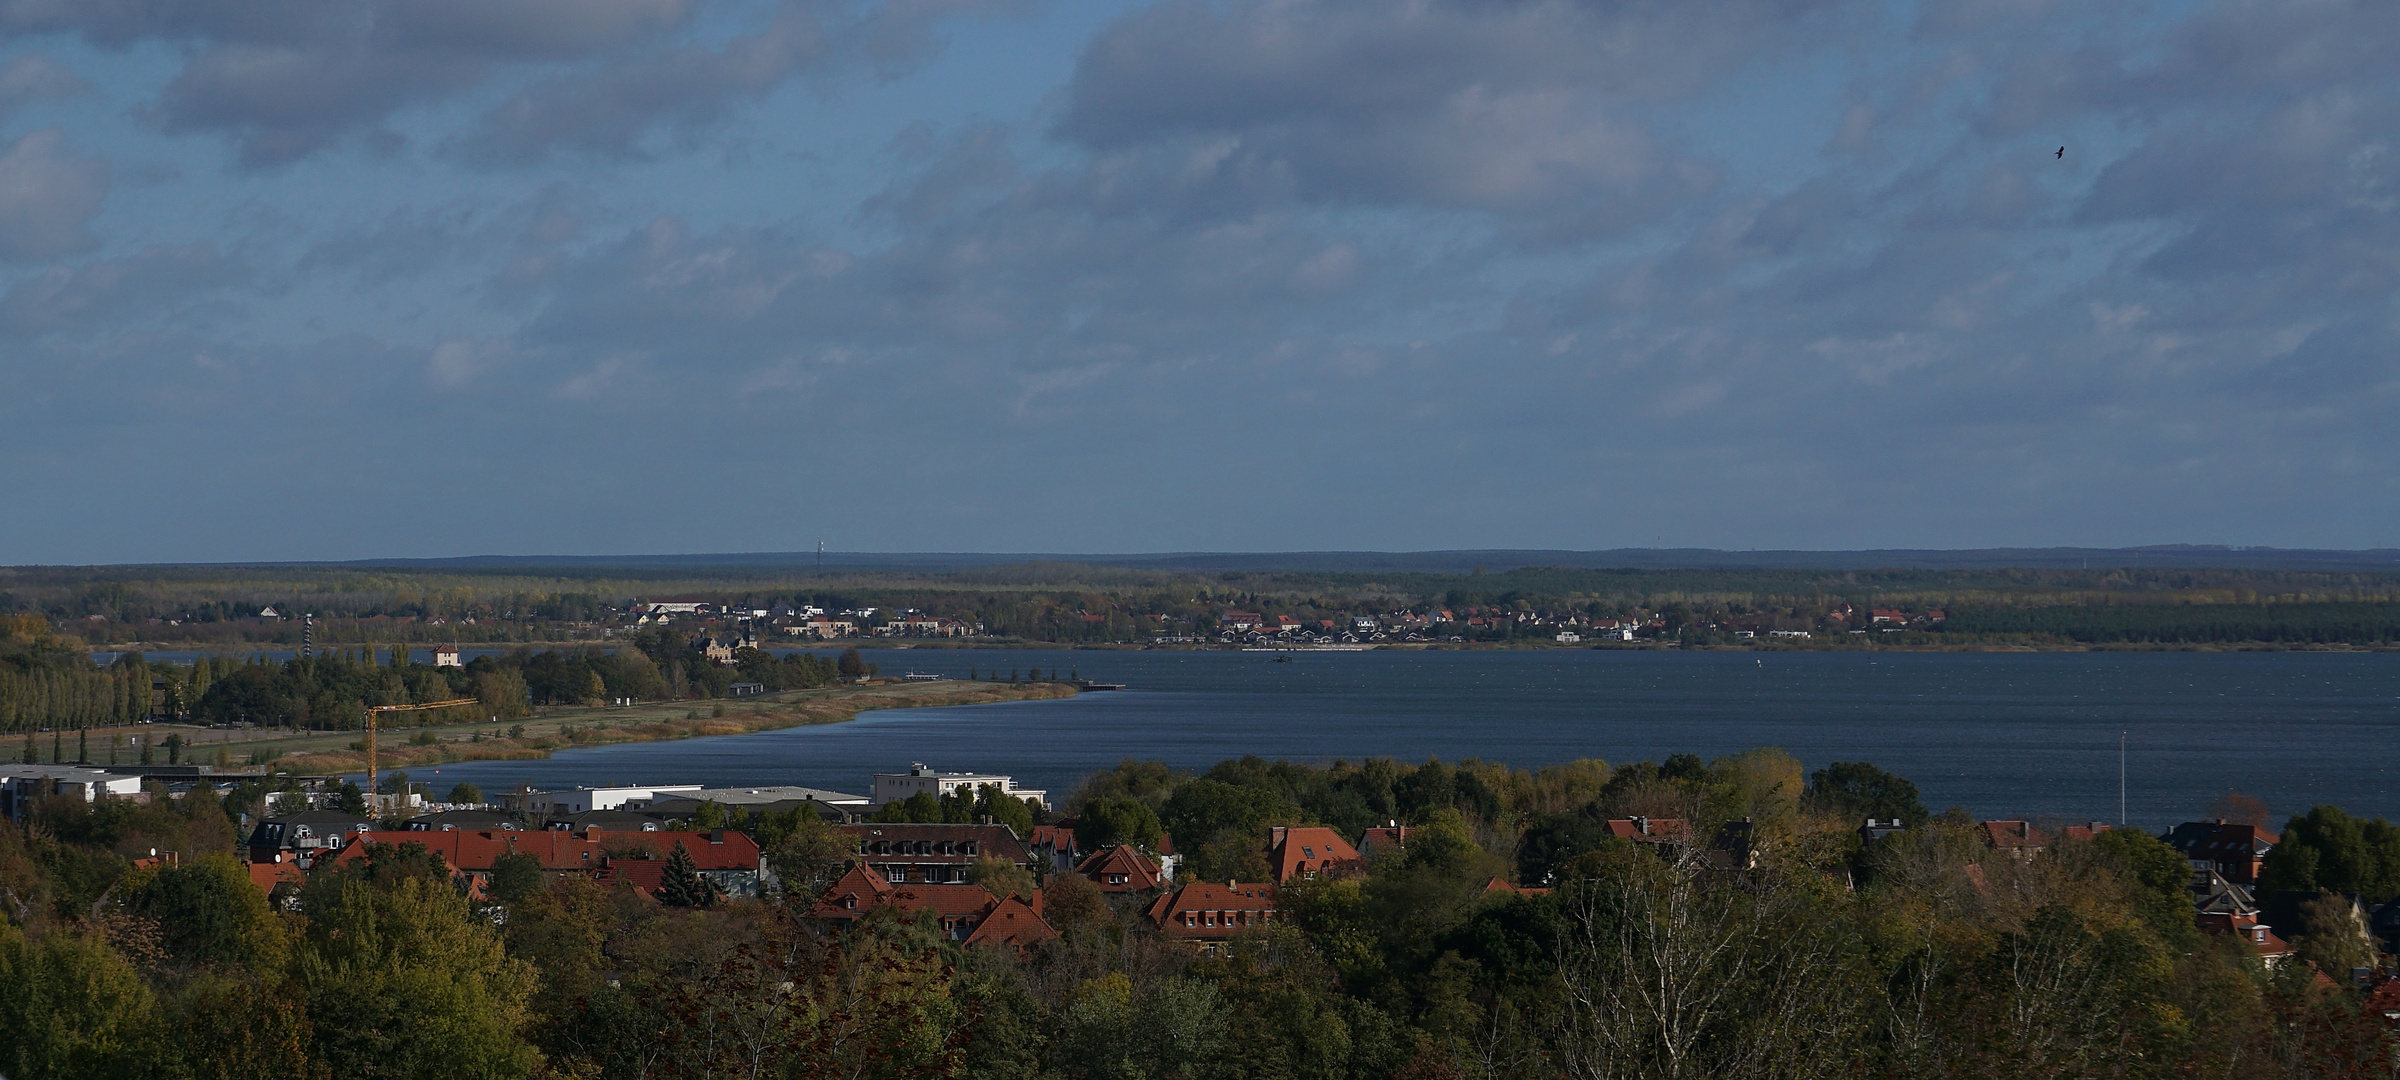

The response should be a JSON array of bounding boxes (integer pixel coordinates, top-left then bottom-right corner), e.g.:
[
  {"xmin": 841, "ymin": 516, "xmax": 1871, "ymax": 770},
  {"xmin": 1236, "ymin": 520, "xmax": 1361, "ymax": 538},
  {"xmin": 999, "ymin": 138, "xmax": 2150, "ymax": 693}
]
[{"xmin": 2056, "ymin": 146, "xmax": 2066, "ymax": 159}]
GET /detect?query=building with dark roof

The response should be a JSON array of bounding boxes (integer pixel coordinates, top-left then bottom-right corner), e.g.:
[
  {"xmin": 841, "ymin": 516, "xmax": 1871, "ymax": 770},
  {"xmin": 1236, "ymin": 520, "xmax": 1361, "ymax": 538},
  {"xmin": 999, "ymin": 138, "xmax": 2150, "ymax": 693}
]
[
  {"xmin": 2162, "ymin": 821, "xmax": 2278, "ymax": 886},
  {"xmin": 839, "ymin": 822, "xmax": 1034, "ymax": 884}
]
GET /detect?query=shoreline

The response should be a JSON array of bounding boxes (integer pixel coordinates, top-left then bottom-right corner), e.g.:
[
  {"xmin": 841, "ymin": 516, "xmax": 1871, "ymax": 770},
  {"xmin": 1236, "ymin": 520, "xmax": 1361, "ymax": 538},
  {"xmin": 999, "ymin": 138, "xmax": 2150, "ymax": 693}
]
[{"xmin": 257, "ymin": 680, "xmax": 1078, "ymax": 776}]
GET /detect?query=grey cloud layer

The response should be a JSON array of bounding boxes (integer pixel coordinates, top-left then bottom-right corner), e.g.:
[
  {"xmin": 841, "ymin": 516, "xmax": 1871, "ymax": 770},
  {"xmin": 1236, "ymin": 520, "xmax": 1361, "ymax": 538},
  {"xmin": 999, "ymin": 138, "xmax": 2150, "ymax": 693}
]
[
  {"xmin": 6, "ymin": 0, "xmax": 2400, "ymax": 556},
  {"xmin": 0, "ymin": 0, "xmax": 997, "ymax": 166}
]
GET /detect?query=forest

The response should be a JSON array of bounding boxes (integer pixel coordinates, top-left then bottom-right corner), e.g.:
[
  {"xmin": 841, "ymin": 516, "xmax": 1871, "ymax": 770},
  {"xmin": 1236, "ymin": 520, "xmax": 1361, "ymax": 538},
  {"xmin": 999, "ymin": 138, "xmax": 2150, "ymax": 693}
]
[
  {"xmin": 2, "ymin": 615, "xmax": 841, "ymax": 737},
  {"xmin": 4, "ymin": 750, "xmax": 2398, "ymax": 1079}
]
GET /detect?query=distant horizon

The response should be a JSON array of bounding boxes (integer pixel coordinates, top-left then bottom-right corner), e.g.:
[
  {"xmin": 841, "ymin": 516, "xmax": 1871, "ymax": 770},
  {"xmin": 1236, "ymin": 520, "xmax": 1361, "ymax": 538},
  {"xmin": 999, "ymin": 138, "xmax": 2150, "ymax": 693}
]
[{"xmin": 26, "ymin": 543, "xmax": 2400, "ymax": 574}]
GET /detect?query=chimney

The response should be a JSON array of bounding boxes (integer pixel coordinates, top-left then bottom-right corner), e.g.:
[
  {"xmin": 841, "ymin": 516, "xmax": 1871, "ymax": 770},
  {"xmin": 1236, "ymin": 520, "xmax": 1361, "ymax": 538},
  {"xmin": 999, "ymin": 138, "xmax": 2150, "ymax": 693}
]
[{"xmin": 1270, "ymin": 826, "xmax": 1287, "ymax": 847}]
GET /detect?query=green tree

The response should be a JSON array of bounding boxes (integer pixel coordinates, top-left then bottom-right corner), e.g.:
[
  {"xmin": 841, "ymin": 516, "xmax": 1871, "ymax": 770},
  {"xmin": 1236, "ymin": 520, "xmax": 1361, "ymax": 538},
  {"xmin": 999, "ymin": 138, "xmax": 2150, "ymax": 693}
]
[
  {"xmin": 964, "ymin": 856, "xmax": 1037, "ymax": 901},
  {"xmin": 0, "ymin": 924, "xmax": 161, "ymax": 1080},
  {"xmin": 126, "ymin": 854, "xmax": 288, "ymax": 972},
  {"xmin": 487, "ymin": 853, "xmax": 543, "ymax": 905},
  {"xmin": 296, "ymin": 870, "xmax": 539, "ymax": 1079},
  {"xmin": 1805, "ymin": 761, "xmax": 1928, "ymax": 826},
  {"xmin": 447, "ymin": 782, "xmax": 481, "ymax": 806},
  {"xmin": 1077, "ymin": 795, "xmax": 1165, "ymax": 853},
  {"xmin": 2261, "ymin": 805, "xmax": 2400, "ymax": 902},
  {"xmin": 335, "ymin": 781, "xmax": 369, "ymax": 816},
  {"xmin": 837, "ymin": 647, "xmax": 868, "ymax": 681},
  {"xmin": 657, "ymin": 841, "xmax": 722, "ymax": 909},
  {"xmin": 763, "ymin": 810, "xmax": 853, "ymax": 898}
]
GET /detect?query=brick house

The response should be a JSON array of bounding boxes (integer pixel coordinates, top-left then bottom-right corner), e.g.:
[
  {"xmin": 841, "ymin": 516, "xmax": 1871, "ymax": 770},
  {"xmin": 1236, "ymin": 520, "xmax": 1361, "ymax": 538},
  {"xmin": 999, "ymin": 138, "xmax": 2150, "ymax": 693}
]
[
  {"xmin": 1076, "ymin": 844, "xmax": 1166, "ymax": 893},
  {"xmin": 1269, "ymin": 826, "xmax": 1362, "ymax": 881},
  {"xmin": 1145, "ymin": 881, "xmax": 1282, "ymax": 953},
  {"xmin": 2162, "ymin": 821, "xmax": 2278, "ymax": 886},
  {"xmin": 838, "ymin": 822, "xmax": 1035, "ymax": 884},
  {"xmin": 1978, "ymin": 820, "xmax": 2047, "ymax": 859},
  {"xmin": 1356, "ymin": 825, "xmax": 1412, "ymax": 861},
  {"xmin": 808, "ymin": 864, "xmax": 1057, "ymax": 946}
]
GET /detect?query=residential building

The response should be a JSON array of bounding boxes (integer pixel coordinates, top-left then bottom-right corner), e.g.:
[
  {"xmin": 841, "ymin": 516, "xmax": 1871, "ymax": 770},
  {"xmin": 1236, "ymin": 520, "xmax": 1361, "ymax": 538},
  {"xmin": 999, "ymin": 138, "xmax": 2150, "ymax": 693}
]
[
  {"xmin": 245, "ymin": 809, "xmax": 374, "ymax": 865},
  {"xmin": 1269, "ymin": 826, "xmax": 1361, "ymax": 881},
  {"xmin": 1977, "ymin": 820, "xmax": 2047, "ymax": 859},
  {"xmin": 1144, "ymin": 881, "xmax": 1282, "ymax": 953},
  {"xmin": 432, "ymin": 644, "xmax": 462, "ymax": 668},
  {"xmin": 1356, "ymin": 825, "xmax": 1412, "ymax": 861},
  {"xmin": 329, "ymin": 827, "xmax": 765, "ymax": 898},
  {"xmin": 2196, "ymin": 909, "xmax": 2294, "ymax": 966},
  {"xmin": 2057, "ymin": 822, "xmax": 2114, "ymax": 843},
  {"xmin": 2162, "ymin": 821, "xmax": 2279, "ymax": 886},
  {"xmin": 840, "ymin": 822, "xmax": 1035, "ymax": 883},
  {"xmin": 807, "ymin": 864, "xmax": 1056, "ymax": 944},
  {"xmin": 1028, "ymin": 823, "xmax": 1080, "ymax": 871},
  {"xmin": 1482, "ymin": 876, "xmax": 1551, "ymax": 898},
  {"xmin": 965, "ymin": 895, "xmax": 1059, "ymax": 950},
  {"xmin": 871, "ymin": 763, "xmax": 1048, "ymax": 810},
  {"xmin": 1077, "ymin": 844, "xmax": 1166, "ymax": 893}
]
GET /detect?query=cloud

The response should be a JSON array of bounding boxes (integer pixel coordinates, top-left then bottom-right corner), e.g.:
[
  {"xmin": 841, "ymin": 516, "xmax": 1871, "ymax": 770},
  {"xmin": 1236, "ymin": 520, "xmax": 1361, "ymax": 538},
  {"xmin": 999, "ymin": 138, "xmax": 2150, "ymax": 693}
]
[
  {"xmin": 0, "ymin": 242, "xmax": 241, "ymax": 334},
  {"xmin": 0, "ymin": 54, "xmax": 86, "ymax": 119},
  {"xmin": 0, "ymin": 129, "xmax": 107, "ymax": 260},
  {"xmin": 1, "ymin": 0, "xmax": 1007, "ymax": 167},
  {"xmin": 1053, "ymin": 0, "xmax": 1838, "ymax": 232}
]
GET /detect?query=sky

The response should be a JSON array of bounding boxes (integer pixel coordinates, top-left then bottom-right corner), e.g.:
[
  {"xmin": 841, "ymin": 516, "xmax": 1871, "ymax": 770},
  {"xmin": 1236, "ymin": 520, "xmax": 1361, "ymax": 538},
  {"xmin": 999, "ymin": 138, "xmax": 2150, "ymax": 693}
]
[{"xmin": 0, "ymin": 0, "xmax": 2395, "ymax": 563}]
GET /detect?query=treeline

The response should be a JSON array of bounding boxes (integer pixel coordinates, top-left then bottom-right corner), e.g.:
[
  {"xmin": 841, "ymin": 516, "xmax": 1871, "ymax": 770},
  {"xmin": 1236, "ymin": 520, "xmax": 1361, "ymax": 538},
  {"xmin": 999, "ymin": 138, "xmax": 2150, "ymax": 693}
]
[
  {"xmin": 1941, "ymin": 601, "xmax": 2400, "ymax": 645},
  {"xmin": 6, "ymin": 751, "xmax": 2399, "ymax": 1078},
  {"xmin": 0, "ymin": 621, "xmax": 844, "ymax": 734}
]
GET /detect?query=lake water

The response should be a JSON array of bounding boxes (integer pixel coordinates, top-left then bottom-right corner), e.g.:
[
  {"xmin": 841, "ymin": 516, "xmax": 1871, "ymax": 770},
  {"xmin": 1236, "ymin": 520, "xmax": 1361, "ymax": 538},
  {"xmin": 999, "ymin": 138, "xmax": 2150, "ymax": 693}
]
[{"xmin": 408, "ymin": 649, "xmax": 2400, "ymax": 829}]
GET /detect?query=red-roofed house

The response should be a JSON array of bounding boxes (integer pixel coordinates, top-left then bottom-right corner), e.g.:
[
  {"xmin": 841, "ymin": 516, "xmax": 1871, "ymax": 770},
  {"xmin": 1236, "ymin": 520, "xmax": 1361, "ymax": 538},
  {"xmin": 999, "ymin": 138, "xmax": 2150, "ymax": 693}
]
[
  {"xmin": 2056, "ymin": 822, "xmax": 2114, "ymax": 843},
  {"xmin": 2197, "ymin": 910, "xmax": 2294, "ymax": 967},
  {"xmin": 1605, "ymin": 817, "xmax": 1693, "ymax": 845},
  {"xmin": 807, "ymin": 864, "xmax": 1042, "ymax": 942},
  {"xmin": 1269, "ymin": 826, "xmax": 1361, "ymax": 881},
  {"xmin": 1482, "ymin": 876, "xmax": 1551, "ymax": 898},
  {"xmin": 963, "ymin": 896, "xmax": 1058, "ymax": 951},
  {"xmin": 1029, "ymin": 823, "xmax": 1080, "ymax": 871},
  {"xmin": 1145, "ymin": 881, "xmax": 1281, "ymax": 953},
  {"xmin": 247, "ymin": 860, "xmax": 304, "ymax": 908},
  {"xmin": 1077, "ymin": 844, "xmax": 1166, "ymax": 892},
  {"xmin": 1978, "ymin": 821, "xmax": 2047, "ymax": 859},
  {"xmin": 1357, "ymin": 826, "xmax": 1412, "ymax": 861},
  {"xmin": 330, "ymin": 828, "xmax": 764, "ymax": 898}
]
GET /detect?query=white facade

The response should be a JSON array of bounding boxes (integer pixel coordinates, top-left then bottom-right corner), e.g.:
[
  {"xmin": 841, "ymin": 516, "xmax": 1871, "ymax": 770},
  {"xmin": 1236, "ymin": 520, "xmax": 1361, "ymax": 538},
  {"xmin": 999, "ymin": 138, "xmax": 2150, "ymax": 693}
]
[
  {"xmin": 871, "ymin": 764, "xmax": 1048, "ymax": 810},
  {"xmin": 0, "ymin": 765, "xmax": 145, "ymax": 819},
  {"xmin": 525, "ymin": 785, "xmax": 703, "ymax": 816}
]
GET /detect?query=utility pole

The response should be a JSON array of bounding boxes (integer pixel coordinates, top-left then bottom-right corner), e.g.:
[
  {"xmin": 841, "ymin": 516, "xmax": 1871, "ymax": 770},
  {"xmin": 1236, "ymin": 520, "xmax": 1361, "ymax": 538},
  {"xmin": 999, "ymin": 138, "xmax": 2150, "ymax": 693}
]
[{"xmin": 817, "ymin": 539, "xmax": 824, "ymax": 577}]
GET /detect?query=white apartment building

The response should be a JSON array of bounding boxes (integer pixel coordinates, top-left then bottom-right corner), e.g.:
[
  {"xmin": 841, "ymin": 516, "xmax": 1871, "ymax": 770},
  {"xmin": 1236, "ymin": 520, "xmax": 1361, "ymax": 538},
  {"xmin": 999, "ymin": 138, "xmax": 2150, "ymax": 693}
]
[{"xmin": 871, "ymin": 764, "xmax": 1048, "ymax": 810}]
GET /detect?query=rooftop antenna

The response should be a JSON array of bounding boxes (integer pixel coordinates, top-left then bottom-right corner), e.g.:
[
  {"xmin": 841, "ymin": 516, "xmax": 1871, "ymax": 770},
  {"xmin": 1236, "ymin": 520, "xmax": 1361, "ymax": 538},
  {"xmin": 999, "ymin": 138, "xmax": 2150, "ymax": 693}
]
[{"xmin": 2119, "ymin": 731, "xmax": 2127, "ymax": 826}]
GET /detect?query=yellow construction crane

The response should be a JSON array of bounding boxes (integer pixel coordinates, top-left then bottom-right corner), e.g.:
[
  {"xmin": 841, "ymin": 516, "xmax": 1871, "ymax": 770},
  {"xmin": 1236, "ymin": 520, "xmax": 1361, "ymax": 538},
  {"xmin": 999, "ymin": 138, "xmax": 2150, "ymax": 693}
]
[{"xmin": 365, "ymin": 699, "xmax": 479, "ymax": 799}]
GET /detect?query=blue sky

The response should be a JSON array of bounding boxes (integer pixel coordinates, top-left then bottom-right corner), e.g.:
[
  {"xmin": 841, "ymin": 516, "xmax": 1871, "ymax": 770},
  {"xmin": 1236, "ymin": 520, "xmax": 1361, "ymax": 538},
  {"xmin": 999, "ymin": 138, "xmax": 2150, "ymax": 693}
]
[{"xmin": 0, "ymin": 0, "xmax": 2394, "ymax": 562}]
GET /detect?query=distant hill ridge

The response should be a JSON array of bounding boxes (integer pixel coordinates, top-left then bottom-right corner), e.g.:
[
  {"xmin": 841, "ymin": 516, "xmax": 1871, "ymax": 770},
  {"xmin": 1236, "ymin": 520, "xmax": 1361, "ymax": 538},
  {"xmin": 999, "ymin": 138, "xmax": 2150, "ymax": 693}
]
[{"xmin": 316, "ymin": 546, "xmax": 2400, "ymax": 574}]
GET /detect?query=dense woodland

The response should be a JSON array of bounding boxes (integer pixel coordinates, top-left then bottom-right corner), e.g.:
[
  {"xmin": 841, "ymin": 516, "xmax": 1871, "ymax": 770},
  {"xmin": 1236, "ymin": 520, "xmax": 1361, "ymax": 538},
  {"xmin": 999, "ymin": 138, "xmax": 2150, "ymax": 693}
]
[
  {"xmin": 5, "ymin": 751, "xmax": 2400, "ymax": 1079},
  {"xmin": 2, "ymin": 616, "xmax": 841, "ymax": 737}
]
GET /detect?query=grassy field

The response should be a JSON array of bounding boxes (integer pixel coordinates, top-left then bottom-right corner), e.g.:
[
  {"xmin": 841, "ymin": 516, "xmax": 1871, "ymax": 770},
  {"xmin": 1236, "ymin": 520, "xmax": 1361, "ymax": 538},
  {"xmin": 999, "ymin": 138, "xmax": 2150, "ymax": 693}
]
[{"xmin": 56, "ymin": 680, "xmax": 1077, "ymax": 777}]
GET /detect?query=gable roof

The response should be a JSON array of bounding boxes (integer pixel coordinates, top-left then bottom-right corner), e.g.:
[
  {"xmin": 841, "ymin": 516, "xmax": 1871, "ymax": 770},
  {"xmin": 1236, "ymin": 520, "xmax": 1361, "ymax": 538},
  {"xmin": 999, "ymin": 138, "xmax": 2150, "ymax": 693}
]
[
  {"xmin": 963, "ymin": 896, "xmax": 1057, "ymax": 949},
  {"xmin": 1269, "ymin": 827, "xmax": 1361, "ymax": 881},
  {"xmin": 839, "ymin": 823, "xmax": 1033, "ymax": 863},
  {"xmin": 1604, "ymin": 817, "xmax": 1692, "ymax": 843},
  {"xmin": 1977, "ymin": 820, "xmax": 2046, "ymax": 850},
  {"xmin": 1145, "ymin": 881, "xmax": 1281, "ymax": 940},
  {"xmin": 1076, "ymin": 844, "xmax": 1165, "ymax": 892}
]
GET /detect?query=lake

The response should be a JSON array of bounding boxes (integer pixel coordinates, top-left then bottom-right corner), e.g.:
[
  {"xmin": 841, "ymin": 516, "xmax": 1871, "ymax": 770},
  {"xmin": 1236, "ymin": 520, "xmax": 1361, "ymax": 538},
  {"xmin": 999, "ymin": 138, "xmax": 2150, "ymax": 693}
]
[{"xmin": 407, "ymin": 648, "xmax": 2400, "ymax": 829}]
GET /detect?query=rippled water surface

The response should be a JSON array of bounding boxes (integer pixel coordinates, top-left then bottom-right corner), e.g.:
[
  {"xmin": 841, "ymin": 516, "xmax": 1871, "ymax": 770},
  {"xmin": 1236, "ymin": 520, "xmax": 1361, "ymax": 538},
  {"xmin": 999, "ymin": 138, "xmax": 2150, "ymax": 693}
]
[{"xmin": 417, "ymin": 649, "xmax": 2400, "ymax": 828}]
